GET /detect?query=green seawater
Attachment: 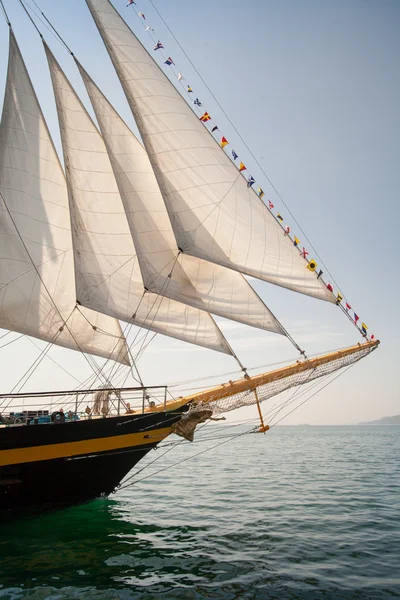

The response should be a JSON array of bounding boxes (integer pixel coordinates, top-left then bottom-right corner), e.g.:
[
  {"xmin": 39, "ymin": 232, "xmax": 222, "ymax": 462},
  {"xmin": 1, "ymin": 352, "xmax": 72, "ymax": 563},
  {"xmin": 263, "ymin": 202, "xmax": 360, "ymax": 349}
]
[{"xmin": 0, "ymin": 425, "xmax": 399, "ymax": 599}]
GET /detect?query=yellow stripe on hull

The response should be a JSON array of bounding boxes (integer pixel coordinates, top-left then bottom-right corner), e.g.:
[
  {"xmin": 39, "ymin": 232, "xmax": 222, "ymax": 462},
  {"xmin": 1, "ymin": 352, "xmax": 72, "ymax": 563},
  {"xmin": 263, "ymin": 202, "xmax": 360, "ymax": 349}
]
[{"xmin": 0, "ymin": 426, "xmax": 172, "ymax": 467}]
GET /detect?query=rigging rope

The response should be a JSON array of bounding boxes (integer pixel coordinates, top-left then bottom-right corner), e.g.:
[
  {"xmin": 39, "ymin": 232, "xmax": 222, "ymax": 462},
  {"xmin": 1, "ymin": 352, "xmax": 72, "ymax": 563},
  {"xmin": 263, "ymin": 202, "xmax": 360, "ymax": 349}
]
[
  {"xmin": 28, "ymin": 0, "xmax": 73, "ymax": 54},
  {"xmin": 116, "ymin": 355, "xmax": 364, "ymax": 492},
  {"xmin": 0, "ymin": 332, "xmax": 62, "ymax": 410},
  {"xmin": 0, "ymin": 0, "xmax": 10, "ymax": 26},
  {"xmin": 269, "ymin": 361, "xmax": 359, "ymax": 427},
  {"xmin": 0, "ymin": 183, "xmax": 122, "ymax": 390},
  {"xmin": 265, "ymin": 367, "xmax": 317, "ymax": 425},
  {"xmin": 116, "ymin": 424, "xmax": 256, "ymax": 491},
  {"xmin": 0, "ymin": 333, "xmax": 25, "ymax": 350},
  {"xmin": 27, "ymin": 338, "xmax": 82, "ymax": 385}
]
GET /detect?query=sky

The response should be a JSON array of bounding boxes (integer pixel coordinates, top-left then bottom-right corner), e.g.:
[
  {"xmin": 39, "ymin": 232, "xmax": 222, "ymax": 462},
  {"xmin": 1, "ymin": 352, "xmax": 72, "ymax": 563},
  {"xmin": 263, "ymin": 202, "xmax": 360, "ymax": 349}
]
[{"xmin": 0, "ymin": 0, "xmax": 399, "ymax": 425}]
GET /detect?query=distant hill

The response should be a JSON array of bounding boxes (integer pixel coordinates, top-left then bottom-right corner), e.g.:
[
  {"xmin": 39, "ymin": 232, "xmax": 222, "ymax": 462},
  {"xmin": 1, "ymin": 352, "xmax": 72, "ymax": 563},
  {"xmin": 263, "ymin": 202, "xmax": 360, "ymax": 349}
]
[{"xmin": 359, "ymin": 415, "xmax": 400, "ymax": 425}]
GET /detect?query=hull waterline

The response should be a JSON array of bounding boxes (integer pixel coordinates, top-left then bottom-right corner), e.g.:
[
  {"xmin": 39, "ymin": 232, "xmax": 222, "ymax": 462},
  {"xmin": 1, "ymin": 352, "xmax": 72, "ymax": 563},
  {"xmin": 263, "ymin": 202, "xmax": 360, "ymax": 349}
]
[{"xmin": 0, "ymin": 409, "xmax": 184, "ymax": 521}]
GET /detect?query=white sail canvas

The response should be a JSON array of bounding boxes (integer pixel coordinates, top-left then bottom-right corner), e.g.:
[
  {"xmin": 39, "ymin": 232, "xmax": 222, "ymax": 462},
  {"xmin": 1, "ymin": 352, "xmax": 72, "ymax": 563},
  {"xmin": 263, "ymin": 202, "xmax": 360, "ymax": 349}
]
[
  {"xmin": 76, "ymin": 62, "xmax": 284, "ymax": 335},
  {"xmin": 85, "ymin": 0, "xmax": 335, "ymax": 304},
  {"xmin": 45, "ymin": 43, "xmax": 232, "ymax": 355},
  {"xmin": 0, "ymin": 32, "xmax": 129, "ymax": 364}
]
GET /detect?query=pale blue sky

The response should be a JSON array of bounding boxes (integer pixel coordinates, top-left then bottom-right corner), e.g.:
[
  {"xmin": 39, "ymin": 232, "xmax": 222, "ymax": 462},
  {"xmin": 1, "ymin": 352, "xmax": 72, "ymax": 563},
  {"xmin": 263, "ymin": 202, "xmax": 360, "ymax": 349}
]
[{"xmin": 0, "ymin": 0, "xmax": 398, "ymax": 424}]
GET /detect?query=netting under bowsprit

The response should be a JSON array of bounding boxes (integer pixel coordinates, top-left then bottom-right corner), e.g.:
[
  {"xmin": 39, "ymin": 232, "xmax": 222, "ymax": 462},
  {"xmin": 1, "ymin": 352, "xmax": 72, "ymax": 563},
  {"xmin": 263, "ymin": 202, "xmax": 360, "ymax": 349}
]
[{"xmin": 189, "ymin": 346, "xmax": 373, "ymax": 416}]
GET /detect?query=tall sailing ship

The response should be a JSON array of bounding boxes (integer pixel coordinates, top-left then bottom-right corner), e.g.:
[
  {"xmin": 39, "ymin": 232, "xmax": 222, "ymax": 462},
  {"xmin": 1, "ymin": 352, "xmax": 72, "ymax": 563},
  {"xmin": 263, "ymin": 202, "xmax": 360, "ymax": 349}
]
[{"xmin": 0, "ymin": 0, "xmax": 379, "ymax": 519}]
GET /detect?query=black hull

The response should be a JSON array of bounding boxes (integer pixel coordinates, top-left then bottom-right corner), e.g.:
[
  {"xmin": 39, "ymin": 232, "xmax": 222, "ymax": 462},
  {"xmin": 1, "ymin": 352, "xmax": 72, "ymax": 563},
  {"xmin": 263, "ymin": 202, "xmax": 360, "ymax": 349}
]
[{"xmin": 0, "ymin": 409, "xmax": 184, "ymax": 520}]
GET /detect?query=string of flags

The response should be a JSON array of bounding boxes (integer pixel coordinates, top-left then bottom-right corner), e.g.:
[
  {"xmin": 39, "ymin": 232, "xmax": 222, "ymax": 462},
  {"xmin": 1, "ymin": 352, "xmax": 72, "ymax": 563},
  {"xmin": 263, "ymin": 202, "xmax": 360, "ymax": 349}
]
[{"xmin": 124, "ymin": 0, "xmax": 374, "ymax": 343}]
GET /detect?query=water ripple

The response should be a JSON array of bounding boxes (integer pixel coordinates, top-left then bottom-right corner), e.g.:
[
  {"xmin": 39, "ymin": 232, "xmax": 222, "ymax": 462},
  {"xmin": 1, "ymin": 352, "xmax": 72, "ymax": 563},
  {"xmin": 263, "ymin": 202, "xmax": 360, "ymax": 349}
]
[{"xmin": 0, "ymin": 426, "xmax": 399, "ymax": 599}]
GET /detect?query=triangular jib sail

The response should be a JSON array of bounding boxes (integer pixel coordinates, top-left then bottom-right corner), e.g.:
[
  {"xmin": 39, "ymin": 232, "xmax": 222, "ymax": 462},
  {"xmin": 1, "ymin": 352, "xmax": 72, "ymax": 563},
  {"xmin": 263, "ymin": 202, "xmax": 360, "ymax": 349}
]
[
  {"xmin": 0, "ymin": 31, "xmax": 129, "ymax": 364},
  {"xmin": 44, "ymin": 42, "xmax": 231, "ymax": 355},
  {"xmin": 84, "ymin": 0, "xmax": 335, "ymax": 304},
  {"xmin": 75, "ymin": 60, "xmax": 284, "ymax": 335}
]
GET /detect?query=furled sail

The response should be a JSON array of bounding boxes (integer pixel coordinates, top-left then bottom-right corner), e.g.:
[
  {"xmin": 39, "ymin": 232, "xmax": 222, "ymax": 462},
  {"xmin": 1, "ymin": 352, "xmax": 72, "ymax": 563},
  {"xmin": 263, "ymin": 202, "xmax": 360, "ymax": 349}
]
[
  {"xmin": 85, "ymin": 0, "xmax": 335, "ymax": 304},
  {"xmin": 76, "ymin": 61, "xmax": 283, "ymax": 335},
  {"xmin": 44, "ymin": 43, "xmax": 231, "ymax": 355},
  {"xmin": 0, "ymin": 31, "xmax": 129, "ymax": 365}
]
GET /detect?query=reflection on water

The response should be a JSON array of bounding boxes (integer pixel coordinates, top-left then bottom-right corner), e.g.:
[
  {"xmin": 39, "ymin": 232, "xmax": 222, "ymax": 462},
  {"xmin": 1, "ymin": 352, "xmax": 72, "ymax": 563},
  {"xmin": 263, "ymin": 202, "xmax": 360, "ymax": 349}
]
[{"xmin": 0, "ymin": 426, "xmax": 399, "ymax": 599}]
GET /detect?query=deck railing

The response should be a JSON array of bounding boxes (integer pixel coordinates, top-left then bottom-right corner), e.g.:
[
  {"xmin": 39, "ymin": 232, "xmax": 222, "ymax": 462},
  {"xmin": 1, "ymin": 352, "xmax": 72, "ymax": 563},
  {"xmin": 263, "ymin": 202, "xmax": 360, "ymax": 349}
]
[{"xmin": 0, "ymin": 385, "xmax": 169, "ymax": 426}]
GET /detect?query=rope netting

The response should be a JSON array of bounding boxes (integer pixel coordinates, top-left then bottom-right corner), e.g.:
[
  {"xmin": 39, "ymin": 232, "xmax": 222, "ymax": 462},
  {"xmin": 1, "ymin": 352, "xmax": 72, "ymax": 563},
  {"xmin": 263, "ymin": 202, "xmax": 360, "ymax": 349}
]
[{"xmin": 188, "ymin": 345, "xmax": 374, "ymax": 416}]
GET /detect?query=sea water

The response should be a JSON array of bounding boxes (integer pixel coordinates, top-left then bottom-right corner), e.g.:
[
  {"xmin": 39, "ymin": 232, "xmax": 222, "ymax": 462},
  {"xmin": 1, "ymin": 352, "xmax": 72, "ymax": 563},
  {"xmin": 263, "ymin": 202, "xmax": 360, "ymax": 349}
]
[{"xmin": 0, "ymin": 425, "xmax": 398, "ymax": 599}]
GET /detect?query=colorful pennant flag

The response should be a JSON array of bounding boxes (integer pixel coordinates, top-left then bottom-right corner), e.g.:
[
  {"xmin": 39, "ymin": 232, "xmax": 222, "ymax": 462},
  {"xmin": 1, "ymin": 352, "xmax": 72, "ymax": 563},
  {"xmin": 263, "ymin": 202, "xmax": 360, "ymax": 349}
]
[
  {"xmin": 354, "ymin": 313, "xmax": 359, "ymax": 323},
  {"xmin": 220, "ymin": 137, "xmax": 229, "ymax": 148},
  {"xmin": 293, "ymin": 236, "xmax": 300, "ymax": 246},
  {"xmin": 300, "ymin": 247, "xmax": 309, "ymax": 259},
  {"xmin": 285, "ymin": 225, "xmax": 290, "ymax": 235},
  {"xmin": 127, "ymin": 0, "xmax": 136, "ymax": 5},
  {"xmin": 232, "ymin": 150, "xmax": 238, "ymax": 160},
  {"xmin": 307, "ymin": 259, "xmax": 318, "ymax": 272},
  {"xmin": 277, "ymin": 213, "xmax": 283, "ymax": 221},
  {"xmin": 154, "ymin": 41, "xmax": 163, "ymax": 50},
  {"xmin": 177, "ymin": 72, "xmax": 183, "ymax": 81},
  {"xmin": 326, "ymin": 283, "xmax": 333, "ymax": 292},
  {"xmin": 268, "ymin": 200, "xmax": 274, "ymax": 209},
  {"xmin": 211, "ymin": 125, "xmax": 219, "ymax": 133},
  {"xmin": 164, "ymin": 57, "xmax": 175, "ymax": 66},
  {"xmin": 193, "ymin": 98, "xmax": 202, "ymax": 106},
  {"xmin": 371, "ymin": 334, "xmax": 375, "ymax": 340},
  {"xmin": 138, "ymin": 11, "xmax": 146, "ymax": 19},
  {"xmin": 345, "ymin": 302, "xmax": 352, "ymax": 311},
  {"xmin": 317, "ymin": 269, "xmax": 323, "ymax": 279},
  {"xmin": 199, "ymin": 112, "xmax": 211, "ymax": 122},
  {"xmin": 145, "ymin": 26, "xmax": 155, "ymax": 32},
  {"xmin": 187, "ymin": 85, "xmax": 193, "ymax": 93},
  {"xmin": 361, "ymin": 322, "xmax": 368, "ymax": 335},
  {"xmin": 336, "ymin": 293, "xmax": 343, "ymax": 305},
  {"xmin": 258, "ymin": 188, "xmax": 265, "ymax": 199},
  {"xmin": 247, "ymin": 176, "xmax": 256, "ymax": 188}
]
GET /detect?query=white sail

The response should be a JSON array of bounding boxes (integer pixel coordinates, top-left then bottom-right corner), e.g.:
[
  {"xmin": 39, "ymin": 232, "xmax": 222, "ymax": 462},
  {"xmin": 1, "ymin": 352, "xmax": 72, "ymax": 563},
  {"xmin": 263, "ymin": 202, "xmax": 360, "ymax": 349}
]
[
  {"xmin": 76, "ymin": 61, "xmax": 283, "ymax": 335},
  {"xmin": 0, "ymin": 31, "xmax": 129, "ymax": 365},
  {"xmin": 44, "ymin": 43, "xmax": 231, "ymax": 355},
  {"xmin": 85, "ymin": 0, "xmax": 334, "ymax": 304}
]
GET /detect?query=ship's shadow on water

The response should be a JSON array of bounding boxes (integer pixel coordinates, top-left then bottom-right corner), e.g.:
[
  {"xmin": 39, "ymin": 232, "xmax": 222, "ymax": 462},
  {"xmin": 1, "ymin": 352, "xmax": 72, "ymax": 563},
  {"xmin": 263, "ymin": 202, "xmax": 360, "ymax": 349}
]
[
  {"xmin": 0, "ymin": 427, "xmax": 399, "ymax": 599},
  {"xmin": 0, "ymin": 497, "xmax": 280, "ymax": 600}
]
